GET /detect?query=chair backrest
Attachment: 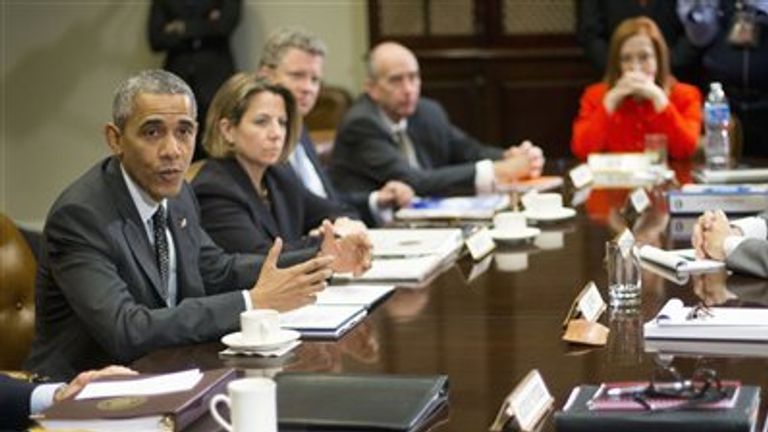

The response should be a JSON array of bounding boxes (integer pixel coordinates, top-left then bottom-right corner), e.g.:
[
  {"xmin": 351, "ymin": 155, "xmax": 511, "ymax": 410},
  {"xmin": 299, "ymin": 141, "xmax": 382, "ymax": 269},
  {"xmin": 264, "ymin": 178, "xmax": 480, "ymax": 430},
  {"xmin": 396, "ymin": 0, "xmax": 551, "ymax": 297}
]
[
  {"xmin": 0, "ymin": 214, "xmax": 38, "ymax": 370},
  {"xmin": 304, "ymin": 86, "xmax": 354, "ymax": 165},
  {"xmin": 304, "ymin": 85, "xmax": 353, "ymax": 131}
]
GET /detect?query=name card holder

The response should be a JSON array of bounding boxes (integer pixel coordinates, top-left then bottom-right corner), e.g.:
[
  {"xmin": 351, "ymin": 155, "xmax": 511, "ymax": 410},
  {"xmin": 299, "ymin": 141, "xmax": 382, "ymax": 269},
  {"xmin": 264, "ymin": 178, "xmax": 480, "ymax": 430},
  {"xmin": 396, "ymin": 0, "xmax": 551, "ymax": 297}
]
[
  {"xmin": 629, "ymin": 187, "xmax": 651, "ymax": 214},
  {"xmin": 570, "ymin": 186, "xmax": 592, "ymax": 208},
  {"xmin": 467, "ymin": 254, "xmax": 494, "ymax": 283},
  {"xmin": 569, "ymin": 164, "xmax": 594, "ymax": 189},
  {"xmin": 466, "ymin": 227, "xmax": 496, "ymax": 261},
  {"xmin": 562, "ymin": 282, "xmax": 609, "ymax": 346},
  {"xmin": 489, "ymin": 369, "xmax": 554, "ymax": 432}
]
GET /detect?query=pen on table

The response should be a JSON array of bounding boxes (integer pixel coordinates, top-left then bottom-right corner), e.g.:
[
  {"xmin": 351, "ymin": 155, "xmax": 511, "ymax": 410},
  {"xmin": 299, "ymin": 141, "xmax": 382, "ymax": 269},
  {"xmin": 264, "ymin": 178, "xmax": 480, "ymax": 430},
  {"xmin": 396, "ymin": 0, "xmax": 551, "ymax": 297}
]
[{"xmin": 606, "ymin": 381, "xmax": 688, "ymax": 397}]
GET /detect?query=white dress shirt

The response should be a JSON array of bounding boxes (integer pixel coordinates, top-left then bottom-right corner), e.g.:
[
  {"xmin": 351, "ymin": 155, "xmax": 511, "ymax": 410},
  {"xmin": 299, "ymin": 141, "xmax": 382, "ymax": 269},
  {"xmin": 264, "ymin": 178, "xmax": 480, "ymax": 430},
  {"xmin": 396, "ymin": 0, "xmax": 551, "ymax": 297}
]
[
  {"xmin": 725, "ymin": 216, "xmax": 768, "ymax": 256},
  {"xmin": 119, "ymin": 164, "xmax": 252, "ymax": 309},
  {"xmin": 289, "ymin": 143, "xmax": 328, "ymax": 199},
  {"xmin": 378, "ymin": 109, "xmax": 495, "ymax": 194}
]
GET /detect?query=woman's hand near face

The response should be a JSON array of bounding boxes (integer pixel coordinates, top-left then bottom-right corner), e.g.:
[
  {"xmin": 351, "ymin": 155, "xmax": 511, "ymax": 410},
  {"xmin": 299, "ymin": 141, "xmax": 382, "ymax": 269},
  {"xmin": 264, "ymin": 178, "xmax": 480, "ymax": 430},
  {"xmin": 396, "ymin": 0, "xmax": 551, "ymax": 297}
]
[
  {"xmin": 603, "ymin": 73, "xmax": 668, "ymax": 113},
  {"xmin": 603, "ymin": 78, "xmax": 636, "ymax": 113},
  {"xmin": 621, "ymin": 71, "xmax": 669, "ymax": 112}
]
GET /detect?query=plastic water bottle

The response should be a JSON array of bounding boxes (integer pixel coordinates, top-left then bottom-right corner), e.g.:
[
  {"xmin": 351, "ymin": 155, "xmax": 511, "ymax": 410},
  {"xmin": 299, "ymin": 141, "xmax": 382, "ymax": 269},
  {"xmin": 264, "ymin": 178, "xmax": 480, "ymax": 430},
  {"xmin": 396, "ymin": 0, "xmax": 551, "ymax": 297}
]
[{"xmin": 704, "ymin": 82, "xmax": 731, "ymax": 168}]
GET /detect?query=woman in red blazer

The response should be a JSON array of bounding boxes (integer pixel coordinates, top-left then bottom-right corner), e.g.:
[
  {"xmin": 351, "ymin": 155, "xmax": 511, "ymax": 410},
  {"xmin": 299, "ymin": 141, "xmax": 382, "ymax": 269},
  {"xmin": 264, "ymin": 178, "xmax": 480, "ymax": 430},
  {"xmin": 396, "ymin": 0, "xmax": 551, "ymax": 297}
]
[{"xmin": 571, "ymin": 17, "xmax": 702, "ymax": 161}]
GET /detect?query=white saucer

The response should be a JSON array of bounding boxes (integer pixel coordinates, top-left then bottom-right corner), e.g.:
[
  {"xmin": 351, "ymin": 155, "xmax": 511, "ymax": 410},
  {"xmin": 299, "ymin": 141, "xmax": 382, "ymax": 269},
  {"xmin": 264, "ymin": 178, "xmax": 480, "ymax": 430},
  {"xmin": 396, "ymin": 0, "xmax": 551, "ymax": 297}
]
[
  {"xmin": 522, "ymin": 207, "xmax": 577, "ymax": 222},
  {"xmin": 489, "ymin": 227, "xmax": 541, "ymax": 243},
  {"xmin": 221, "ymin": 330, "xmax": 301, "ymax": 352}
]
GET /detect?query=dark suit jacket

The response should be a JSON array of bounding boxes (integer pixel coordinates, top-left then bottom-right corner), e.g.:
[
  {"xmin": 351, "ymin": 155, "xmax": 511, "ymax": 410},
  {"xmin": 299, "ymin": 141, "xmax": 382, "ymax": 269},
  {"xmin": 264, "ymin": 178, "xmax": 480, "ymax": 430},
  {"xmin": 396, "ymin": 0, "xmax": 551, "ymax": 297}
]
[
  {"xmin": 331, "ymin": 95, "xmax": 503, "ymax": 197},
  {"xmin": 725, "ymin": 214, "xmax": 768, "ymax": 278},
  {"xmin": 0, "ymin": 375, "xmax": 36, "ymax": 430},
  {"xmin": 293, "ymin": 128, "xmax": 384, "ymax": 225},
  {"xmin": 192, "ymin": 158, "xmax": 344, "ymax": 256},
  {"xmin": 25, "ymin": 157, "xmax": 267, "ymax": 381}
]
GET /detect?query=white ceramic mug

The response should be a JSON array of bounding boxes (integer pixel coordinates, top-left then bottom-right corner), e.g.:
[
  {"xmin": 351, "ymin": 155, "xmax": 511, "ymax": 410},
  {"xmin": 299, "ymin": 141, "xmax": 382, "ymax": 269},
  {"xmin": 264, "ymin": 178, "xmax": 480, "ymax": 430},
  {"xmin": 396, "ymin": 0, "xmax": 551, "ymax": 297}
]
[
  {"xmin": 493, "ymin": 211, "xmax": 527, "ymax": 232},
  {"xmin": 495, "ymin": 252, "xmax": 529, "ymax": 272},
  {"xmin": 240, "ymin": 309, "xmax": 280, "ymax": 344},
  {"xmin": 535, "ymin": 231, "xmax": 564, "ymax": 250},
  {"xmin": 209, "ymin": 377, "xmax": 277, "ymax": 432},
  {"xmin": 526, "ymin": 193, "xmax": 563, "ymax": 214}
]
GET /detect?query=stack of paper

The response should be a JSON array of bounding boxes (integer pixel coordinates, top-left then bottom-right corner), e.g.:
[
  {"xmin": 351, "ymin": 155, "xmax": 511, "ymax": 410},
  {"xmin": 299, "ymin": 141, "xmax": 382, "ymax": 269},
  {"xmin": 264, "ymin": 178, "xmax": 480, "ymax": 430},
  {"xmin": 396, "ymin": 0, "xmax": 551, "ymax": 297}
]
[
  {"xmin": 395, "ymin": 194, "xmax": 509, "ymax": 220},
  {"xmin": 343, "ymin": 254, "xmax": 446, "ymax": 283},
  {"xmin": 638, "ymin": 246, "xmax": 725, "ymax": 274},
  {"xmin": 37, "ymin": 369, "xmax": 235, "ymax": 432},
  {"xmin": 336, "ymin": 228, "xmax": 463, "ymax": 283},
  {"xmin": 315, "ymin": 284, "xmax": 395, "ymax": 308},
  {"xmin": 667, "ymin": 184, "xmax": 768, "ymax": 214},
  {"xmin": 367, "ymin": 228, "xmax": 463, "ymax": 258},
  {"xmin": 645, "ymin": 338, "xmax": 768, "ymax": 358},
  {"xmin": 694, "ymin": 168, "xmax": 768, "ymax": 184},
  {"xmin": 280, "ymin": 304, "xmax": 367, "ymax": 339},
  {"xmin": 644, "ymin": 298, "xmax": 768, "ymax": 341}
]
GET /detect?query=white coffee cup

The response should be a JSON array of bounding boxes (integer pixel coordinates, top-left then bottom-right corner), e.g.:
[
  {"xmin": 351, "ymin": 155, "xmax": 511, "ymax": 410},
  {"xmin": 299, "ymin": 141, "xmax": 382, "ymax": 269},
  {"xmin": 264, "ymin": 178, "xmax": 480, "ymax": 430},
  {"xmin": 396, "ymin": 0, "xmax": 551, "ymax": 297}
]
[
  {"xmin": 210, "ymin": 377, "xmax": 277, "ymax": 432},
  {"xmin": 526, "ymin": 193, "xmax": 563, "ymax": 214},
  {"xmin": 240, "ymin": 309, "xmax": 280, "ymax": 344},
  {"xmin": 493, "ymin": 211, "xmax": 527, "ymax": 232},
  {"xmin": 535, "ymin": 231, "xmax": 564, "ymax": 250},
  {"xmin": 495, "ymin": 252, "xmax": 529, "ymax": 272}
]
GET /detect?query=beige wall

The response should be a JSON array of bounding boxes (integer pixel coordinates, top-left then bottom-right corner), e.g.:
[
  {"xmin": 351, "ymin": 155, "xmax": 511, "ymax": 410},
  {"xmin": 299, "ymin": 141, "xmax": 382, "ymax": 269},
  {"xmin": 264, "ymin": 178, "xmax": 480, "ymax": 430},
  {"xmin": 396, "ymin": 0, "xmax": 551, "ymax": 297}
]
[{"xmin": 0, "ymin": 0, "xmax": 368, "ymax": 227}]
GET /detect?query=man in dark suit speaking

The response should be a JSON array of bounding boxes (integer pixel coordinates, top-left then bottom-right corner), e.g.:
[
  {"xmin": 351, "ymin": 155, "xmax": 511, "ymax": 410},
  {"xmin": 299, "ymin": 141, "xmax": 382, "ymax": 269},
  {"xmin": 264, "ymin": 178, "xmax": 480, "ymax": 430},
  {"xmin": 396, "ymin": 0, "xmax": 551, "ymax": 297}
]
[
  {"xmin": 331, "ymin": 42, "xmax": 546, "ymax": 197},
  {"xmin": 25, "ymin": 70, "xmax": 333, "ymax": 380}
]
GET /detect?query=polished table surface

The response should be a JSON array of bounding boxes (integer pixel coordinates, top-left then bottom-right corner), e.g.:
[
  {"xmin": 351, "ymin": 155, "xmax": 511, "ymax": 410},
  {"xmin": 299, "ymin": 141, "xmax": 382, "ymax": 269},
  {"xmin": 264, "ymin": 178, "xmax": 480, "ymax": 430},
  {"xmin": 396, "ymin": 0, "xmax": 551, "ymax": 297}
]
[{"xmin": 133, "ymin": 161, "xmax": 768, "ymax": 431}]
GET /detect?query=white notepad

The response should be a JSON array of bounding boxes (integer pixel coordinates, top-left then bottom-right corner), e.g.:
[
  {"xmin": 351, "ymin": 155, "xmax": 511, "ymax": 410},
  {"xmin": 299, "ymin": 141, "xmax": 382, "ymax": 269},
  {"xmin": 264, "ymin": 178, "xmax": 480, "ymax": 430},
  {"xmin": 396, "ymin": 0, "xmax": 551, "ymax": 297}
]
[
  {"xmin": 336, "ymin": 254, "xmax": 445, "ymax": 283},
  {"xmin": 695, "ymin": 168, "xmax": 768, "ymax": 184},
  {"xmin": 280, "ymin": 304, "xmax": 367, "ymax": 339},
  {"xmin": 638, "ymin": 246, "xmax": 725, "ymax": 273},
  {"xmin": 644, "ymin": 298, "xmax": 768, "ymax": 341},
  {"xmin": 367, "ymin": 228, "xmax": 463, "ymax": 258},
  {"xmin": 395, "ymin": 194, "xmax": 509, "ymax": 220},
  {"xmin": 315, "ymin": 284, "xmax": 395, "ymax": 308},
  {"xmin": 645, "ymin": 338, "xmax": 768, "ymax": 358}
]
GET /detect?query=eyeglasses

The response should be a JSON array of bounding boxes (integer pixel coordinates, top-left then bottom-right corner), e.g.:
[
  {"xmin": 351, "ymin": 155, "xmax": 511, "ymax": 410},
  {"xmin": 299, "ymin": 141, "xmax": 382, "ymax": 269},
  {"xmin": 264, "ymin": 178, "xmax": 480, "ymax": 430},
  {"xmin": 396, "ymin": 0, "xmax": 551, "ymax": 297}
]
[
  {"xmin": 686, "ymin": 302, "xmax": 714, "ymax": 320},
  {"xmin": 631, "ymin": 366, "xmax": 727, "ymax": 411}
]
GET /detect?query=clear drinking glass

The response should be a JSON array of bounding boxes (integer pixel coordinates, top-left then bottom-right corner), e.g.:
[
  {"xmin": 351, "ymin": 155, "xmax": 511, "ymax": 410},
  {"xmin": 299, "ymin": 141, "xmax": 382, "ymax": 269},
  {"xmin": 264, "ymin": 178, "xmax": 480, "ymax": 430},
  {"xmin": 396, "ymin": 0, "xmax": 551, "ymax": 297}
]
[
  {"xmin": 605, "ymin": 240, "xmax": 642, "ymax": 307},
  {"xmin": 644, "ymin": 133, "xmax": 668, "ymax": 166}
]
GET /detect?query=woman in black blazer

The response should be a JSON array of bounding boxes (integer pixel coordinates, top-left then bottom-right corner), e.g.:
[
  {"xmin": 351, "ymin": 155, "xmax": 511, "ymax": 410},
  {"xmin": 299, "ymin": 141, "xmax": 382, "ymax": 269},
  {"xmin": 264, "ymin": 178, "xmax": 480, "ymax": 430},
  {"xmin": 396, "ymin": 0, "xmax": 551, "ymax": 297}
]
[{"xmin": 193, "ymin": 73, "xmax": 370, "ymax": 275}]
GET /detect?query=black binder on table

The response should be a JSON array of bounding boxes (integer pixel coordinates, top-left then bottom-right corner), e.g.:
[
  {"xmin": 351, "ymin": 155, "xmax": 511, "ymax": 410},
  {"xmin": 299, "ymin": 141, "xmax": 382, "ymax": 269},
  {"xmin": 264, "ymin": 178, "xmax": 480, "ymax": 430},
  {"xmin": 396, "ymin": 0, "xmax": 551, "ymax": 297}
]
[
  {"xmin": 554, "ymin": 385, "xmax": 760, "ymax": 432},
  {"xmin": 276, "ymin": 372, "xmax": 449, "ymax": 431}
]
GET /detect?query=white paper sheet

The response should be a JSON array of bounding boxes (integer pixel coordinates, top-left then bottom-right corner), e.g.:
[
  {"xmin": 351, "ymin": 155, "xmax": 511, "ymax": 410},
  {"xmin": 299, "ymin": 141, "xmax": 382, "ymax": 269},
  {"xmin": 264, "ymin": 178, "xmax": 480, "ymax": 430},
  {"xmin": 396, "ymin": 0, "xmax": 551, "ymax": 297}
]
[
  {"xmin": 76, "ymin": 368, "xmax": 202, "ymax": 400},
  {"xmin": 638, "ymin": 246, "xmax": 724, "ymax": 273},
  {"xmin": 315, "ymin": 284, "xmax": 394, "ymax": 307}
]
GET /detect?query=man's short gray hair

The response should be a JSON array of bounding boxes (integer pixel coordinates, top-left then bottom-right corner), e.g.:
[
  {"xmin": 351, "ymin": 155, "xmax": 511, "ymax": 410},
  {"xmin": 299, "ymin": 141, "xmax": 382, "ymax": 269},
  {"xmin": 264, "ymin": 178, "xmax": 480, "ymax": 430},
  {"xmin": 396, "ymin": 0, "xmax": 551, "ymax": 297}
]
[
  {"xmin": 259, "ymin": 27, "xmax": 327, "ymax": 69},
  {"xmin": 112, "ymin": 69, "xmax": 197, "ymax": 130}
]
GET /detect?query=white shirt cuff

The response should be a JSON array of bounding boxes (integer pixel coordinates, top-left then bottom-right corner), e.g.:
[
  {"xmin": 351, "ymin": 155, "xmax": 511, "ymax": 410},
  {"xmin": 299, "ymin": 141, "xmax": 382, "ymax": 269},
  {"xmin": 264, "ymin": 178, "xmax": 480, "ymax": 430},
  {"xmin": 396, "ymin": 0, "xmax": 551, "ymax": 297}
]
[
  {"xmin": 724, "ymin": 235, "xmax": 747, "ymax": 257},
  {"xmin": 242, "ymin": 290, "xmax": 252, "ymax": 310},
  {"xmin": 368, "ymin": 191, "xmax": 394, "ymax": 225},
  {"xmin": 474, "ymin": 159, "xmax": 495, "ymax": 194},
  {"xmin": 731, "ymin": 216, "xmax": 767, "ymax": 240},
  {"xmin": 30, "ymin": 383, "xmax": 63, "ymax": 414}
]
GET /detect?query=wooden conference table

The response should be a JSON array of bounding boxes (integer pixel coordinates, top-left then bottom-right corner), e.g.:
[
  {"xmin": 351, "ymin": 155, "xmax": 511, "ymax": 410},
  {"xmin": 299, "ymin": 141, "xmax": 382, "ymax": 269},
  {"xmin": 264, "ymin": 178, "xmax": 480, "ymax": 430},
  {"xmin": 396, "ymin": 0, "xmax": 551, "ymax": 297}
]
[{"xmin": 133, "ymin": 160, "xmax": 768, "ymax": 431}]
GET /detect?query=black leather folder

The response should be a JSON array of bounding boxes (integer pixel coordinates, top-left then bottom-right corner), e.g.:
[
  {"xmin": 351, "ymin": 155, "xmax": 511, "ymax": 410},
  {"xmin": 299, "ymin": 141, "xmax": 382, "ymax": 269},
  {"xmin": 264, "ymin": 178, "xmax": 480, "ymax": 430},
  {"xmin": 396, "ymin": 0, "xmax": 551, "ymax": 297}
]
[
  {"xmin": 276, "ymin": 372, "xmax": 449, "ymax": 431},
  {"xmin": 554, "ymin": 385, "xmax": 760, "ymax": 432}
]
